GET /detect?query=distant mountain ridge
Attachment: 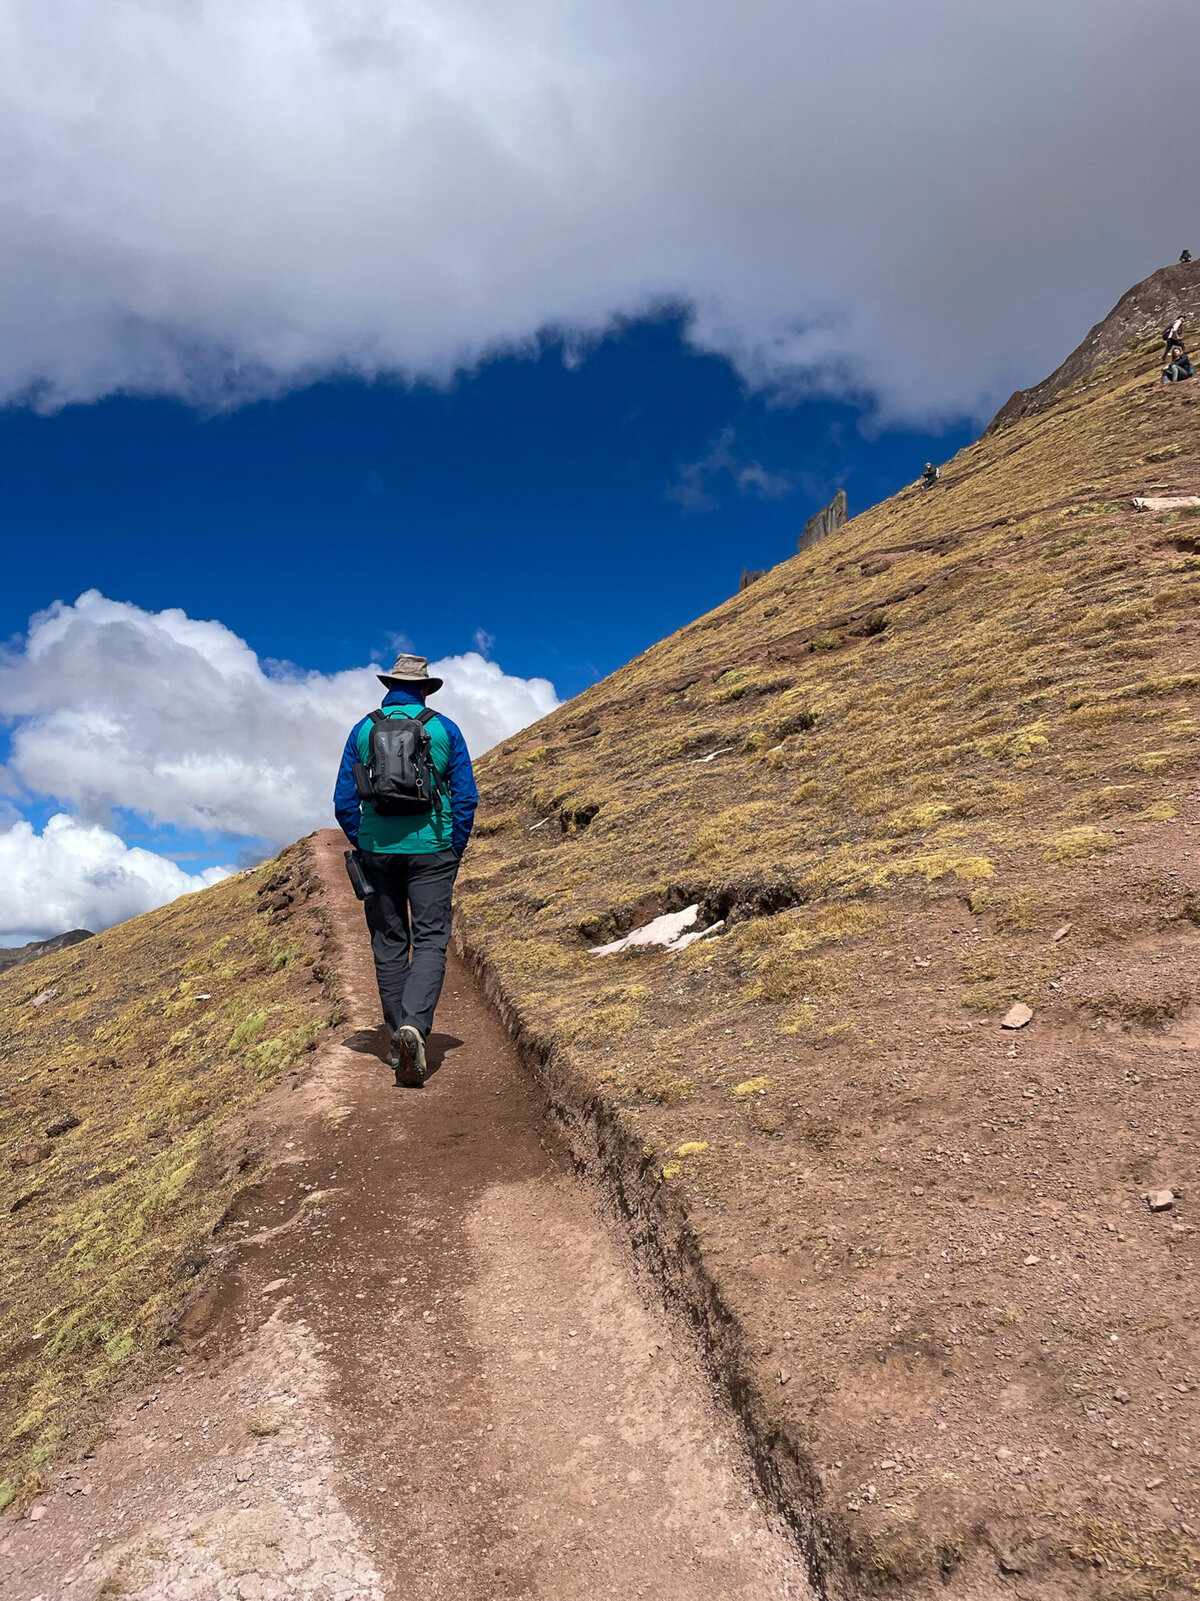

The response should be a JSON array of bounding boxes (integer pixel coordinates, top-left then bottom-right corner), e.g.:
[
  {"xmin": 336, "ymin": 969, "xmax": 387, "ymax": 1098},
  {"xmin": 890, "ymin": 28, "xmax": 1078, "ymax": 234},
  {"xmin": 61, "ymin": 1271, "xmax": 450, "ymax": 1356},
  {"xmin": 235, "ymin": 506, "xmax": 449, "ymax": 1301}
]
[{"xmin": 0, "ymin": 929, "xmax": 93, "ymax": 973}]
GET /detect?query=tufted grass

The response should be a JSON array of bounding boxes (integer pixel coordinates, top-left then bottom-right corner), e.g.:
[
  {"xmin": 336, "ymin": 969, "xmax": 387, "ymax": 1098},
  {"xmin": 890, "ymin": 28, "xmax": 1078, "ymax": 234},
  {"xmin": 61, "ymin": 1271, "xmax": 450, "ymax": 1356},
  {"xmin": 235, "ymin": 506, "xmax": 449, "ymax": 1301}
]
[{"xmin": 0, "ymin": 843, "xmax": 332, "ymax": 1510}]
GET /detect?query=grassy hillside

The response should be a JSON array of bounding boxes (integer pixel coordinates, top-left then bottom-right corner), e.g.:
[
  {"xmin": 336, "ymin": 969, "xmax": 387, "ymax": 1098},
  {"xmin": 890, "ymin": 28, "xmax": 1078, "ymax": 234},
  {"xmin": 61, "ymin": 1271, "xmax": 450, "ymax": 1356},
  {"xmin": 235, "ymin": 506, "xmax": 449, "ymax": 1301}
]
[
  {"xmin": 457, "ymin": 330, "xmax": 1200, "ymax": 1592},
  {"xmin": 0, "ymin": 842, "xmax": 333, "ymax": 1511}
]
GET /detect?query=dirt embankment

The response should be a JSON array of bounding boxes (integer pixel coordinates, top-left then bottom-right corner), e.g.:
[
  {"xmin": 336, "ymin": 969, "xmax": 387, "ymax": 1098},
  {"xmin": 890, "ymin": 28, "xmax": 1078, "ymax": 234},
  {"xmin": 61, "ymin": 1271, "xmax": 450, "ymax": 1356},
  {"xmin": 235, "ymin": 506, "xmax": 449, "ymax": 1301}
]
[
  {"xmin": 453, "ymin": 323, "xmax": 1200, "ymax": 1594},
  {"xmin": 1, "ymin": 832, "xmax": 809, "ymax": 1601}
]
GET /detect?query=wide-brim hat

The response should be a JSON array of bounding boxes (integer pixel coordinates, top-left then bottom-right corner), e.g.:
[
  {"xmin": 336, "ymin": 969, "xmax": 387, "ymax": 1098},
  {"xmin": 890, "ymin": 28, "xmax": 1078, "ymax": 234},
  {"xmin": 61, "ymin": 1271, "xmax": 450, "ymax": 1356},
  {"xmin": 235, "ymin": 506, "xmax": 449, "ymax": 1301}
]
[{"xmin": 377, "ymin": 651, "xmax": 444, "ymax": 694}]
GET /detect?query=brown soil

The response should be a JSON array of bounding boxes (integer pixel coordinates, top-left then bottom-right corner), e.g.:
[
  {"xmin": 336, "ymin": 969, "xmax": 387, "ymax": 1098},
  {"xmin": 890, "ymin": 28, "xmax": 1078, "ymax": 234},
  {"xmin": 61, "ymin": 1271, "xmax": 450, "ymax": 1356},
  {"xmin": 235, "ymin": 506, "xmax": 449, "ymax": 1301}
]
[{"xmin": 0, "ymin": 831, "xmax": 808, "ymax": 1601}]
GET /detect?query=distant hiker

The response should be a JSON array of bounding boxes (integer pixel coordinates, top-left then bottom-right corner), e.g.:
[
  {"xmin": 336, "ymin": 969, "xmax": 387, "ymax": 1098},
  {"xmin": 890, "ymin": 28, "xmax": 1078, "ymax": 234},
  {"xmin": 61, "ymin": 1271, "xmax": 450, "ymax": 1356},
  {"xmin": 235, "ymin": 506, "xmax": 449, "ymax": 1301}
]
[
  {"xmin": 1164, "ymin": 316, "xmax": 1185, "ymax": 353},
  {"xmin": 334, "ymin": 652, "xmax": 478, "ymax": 1088},
  {"xmin": 1163, "ymin": 345, "xmax": 1195, "ymax": 384},
  {"xmin": 921, "ymin": 461, "xmax": 940, "ymax": 487},
  {"xmin": 1182, "ymin": 250, "xmax": 1193, "ymax": 264}
]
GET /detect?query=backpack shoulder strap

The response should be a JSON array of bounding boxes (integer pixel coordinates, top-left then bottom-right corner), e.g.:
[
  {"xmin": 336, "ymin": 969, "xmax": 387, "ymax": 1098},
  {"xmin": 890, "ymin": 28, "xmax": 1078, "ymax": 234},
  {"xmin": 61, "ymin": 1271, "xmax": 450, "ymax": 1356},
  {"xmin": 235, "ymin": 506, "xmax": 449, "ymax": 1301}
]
[
  {"xmin": 368, "ymin": 709, "xmax": 390, "ymax": 725},
  {"xmin": 415, "ymin": 708, "xmax": 439, "ymax": 728}
]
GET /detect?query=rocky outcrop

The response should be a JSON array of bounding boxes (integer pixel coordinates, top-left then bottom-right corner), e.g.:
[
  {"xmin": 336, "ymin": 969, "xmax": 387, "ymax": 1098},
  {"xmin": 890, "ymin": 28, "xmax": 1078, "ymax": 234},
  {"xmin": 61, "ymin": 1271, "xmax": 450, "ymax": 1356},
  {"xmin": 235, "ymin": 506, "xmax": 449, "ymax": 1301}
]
[
  {"xmin": 797, "ymin": 488, "xmax": 847, "ymax": 553},
  {"xmin": 0, "ymin": 929, "xmax": 93, "ymax": 974},
  {"xmin": 991, "ymin": 259, "xmax": 1200, "ymax": 429}
]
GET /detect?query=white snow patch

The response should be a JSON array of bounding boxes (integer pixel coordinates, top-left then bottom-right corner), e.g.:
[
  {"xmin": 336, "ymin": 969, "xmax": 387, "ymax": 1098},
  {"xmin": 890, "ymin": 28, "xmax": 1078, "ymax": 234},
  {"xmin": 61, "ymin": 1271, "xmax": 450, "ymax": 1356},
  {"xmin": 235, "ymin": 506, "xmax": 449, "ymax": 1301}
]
[
  {"xmin": 588, "ymin": 905, "xmax": 725, "ymax": 957},
  {"xmin": 666, "ymin": 919, "xmax": 727, "ymax": 954},
  {"xmin": 1132, "ymin": 495, "xmax": 1200, "ymax": 512}
]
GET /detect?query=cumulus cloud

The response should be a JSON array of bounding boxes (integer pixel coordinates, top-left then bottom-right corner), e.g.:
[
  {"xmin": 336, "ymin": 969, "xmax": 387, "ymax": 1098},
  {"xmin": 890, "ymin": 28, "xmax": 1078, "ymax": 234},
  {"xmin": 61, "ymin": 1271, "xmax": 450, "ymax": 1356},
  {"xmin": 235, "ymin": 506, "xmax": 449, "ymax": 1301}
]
[
  {"xmin": 0, "ymin": 592, "xmax": 560, "ymax": 932},
  {"xmin": 0, "ymin": 813, "xmax": 230, "ymax": 941},
  {"xmin": 667, "ymin": 427, "xmax": 794, "ymax": 514},
  {"xmin": 4, "ymin": 0, "xmax": 1198, "ymax": 422}
]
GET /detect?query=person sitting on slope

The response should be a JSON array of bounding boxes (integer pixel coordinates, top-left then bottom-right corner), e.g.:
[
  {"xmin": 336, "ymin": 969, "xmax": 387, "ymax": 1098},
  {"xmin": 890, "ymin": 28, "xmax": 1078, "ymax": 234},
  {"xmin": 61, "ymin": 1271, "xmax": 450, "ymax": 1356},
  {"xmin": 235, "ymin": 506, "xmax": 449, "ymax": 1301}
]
[{"xmin": 1163, "ymin": 344, "xmax": 1195, "ymax": 383}]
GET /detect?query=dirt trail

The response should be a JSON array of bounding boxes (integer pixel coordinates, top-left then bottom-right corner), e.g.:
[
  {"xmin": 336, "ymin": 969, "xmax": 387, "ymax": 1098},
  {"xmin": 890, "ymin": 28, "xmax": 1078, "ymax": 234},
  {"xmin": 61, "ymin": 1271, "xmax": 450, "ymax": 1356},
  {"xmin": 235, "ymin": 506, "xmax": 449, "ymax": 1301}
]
[{"xmin": 1, "ymin": 832, "xmax": 808, "ymax": 1601}]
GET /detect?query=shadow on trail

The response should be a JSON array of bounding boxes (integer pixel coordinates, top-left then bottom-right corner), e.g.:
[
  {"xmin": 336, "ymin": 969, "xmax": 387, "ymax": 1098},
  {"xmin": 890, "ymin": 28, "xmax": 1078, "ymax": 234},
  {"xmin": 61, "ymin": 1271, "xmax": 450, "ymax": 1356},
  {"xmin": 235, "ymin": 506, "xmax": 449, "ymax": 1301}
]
[{"xmin": 339, "ymin": 1023, "xmax": 464, "ymax": 1079}]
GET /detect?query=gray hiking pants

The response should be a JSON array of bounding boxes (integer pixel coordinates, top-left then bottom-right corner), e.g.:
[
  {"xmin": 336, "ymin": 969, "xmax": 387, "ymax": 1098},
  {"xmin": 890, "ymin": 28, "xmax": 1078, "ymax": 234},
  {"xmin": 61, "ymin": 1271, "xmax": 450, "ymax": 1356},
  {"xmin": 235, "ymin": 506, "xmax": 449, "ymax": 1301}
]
[{"xmin": 360, "ymin": 849, "xmax": 459, "ymax": 1039}]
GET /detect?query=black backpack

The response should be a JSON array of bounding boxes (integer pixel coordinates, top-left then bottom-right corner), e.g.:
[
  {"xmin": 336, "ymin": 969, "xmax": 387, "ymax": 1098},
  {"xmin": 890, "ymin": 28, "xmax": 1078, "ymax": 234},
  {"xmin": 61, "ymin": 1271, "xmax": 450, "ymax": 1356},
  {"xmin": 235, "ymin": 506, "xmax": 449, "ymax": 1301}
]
[{"xmin": 353, "ymin": 708, "xmax": 440, "ymax": 816}]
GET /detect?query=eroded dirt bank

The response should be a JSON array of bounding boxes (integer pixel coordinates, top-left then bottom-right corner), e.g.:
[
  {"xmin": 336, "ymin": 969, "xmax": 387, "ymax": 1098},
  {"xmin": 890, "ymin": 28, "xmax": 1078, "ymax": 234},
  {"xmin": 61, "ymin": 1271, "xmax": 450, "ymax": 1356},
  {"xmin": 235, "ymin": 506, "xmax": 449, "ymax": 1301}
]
[{"xmin": 0, "ymin": 832, "xmax": 807, "ymax": 1601}]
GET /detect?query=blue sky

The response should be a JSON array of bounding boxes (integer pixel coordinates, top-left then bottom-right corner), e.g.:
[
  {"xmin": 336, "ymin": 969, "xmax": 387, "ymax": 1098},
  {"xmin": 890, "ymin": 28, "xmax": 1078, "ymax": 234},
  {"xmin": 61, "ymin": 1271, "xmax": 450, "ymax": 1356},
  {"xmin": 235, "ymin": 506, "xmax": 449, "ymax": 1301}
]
[
  {"xmin": 1, "ymin": 313, "xmax": 970, "ymax": 702},
  {"xmin": 3, "ymin": 0, "xmax": 1196, "ymax": 937}
]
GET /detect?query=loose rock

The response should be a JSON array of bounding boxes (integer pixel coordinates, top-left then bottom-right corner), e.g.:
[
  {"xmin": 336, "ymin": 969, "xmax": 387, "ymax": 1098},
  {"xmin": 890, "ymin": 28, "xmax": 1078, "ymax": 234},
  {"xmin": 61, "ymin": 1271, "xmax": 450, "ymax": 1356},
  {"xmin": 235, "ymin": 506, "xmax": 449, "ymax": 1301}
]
[
  {"xmin": 46, "ymin": 1112, "xmax": 81, "ymax": 1138},
  {"xmin": 1001, "ymin": 1003, "xmax": 1033, "ymax": 1030},
  {"xmin": 10, "ymin": 1142, "xmax": 53, "ymax": 1169},
  {"xmin": 1145, "ymin": 1190, "xmax": 1175, "ymax": 1212}
]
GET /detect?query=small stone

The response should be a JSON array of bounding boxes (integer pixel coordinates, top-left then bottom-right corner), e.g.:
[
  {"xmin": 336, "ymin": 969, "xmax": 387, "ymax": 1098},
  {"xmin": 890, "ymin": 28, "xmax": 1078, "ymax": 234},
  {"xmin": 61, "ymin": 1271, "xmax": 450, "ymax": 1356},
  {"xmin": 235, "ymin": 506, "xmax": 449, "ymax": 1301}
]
[
  {"xmin": 1024, "ymin": 1255, "xmax": 1040, "ymax": 1266},
  {"xmin": 1001, "ymin": 1003, "xmax": 1033, "ymax": 1030},
  {"xmin": 45, "ymin": 1112, "xmax": 81, "ymax": 1138},
  {"xmin": 28, "ymin": 1504, "xmax": 46, "ymax": 1520},
  {"xmin": 1113, "ymin": 1387, "xmax": 1131, "ymax": 1404},
  {"xmin": 1146, "ymin": 1477, "xmax": 1164, "ymax": 1490},
  {"xmin": 778, "ymin": 1369, "xmax": 791, "ymax": 1386},
  {"xmin": 235, "ymin": 1462, "xmax": 255, "ymax": 1483},
  {"xmin": 879, "ymin": 1458, "xmax": 897, "ymax": 1470},
  {"xmin": 995, "ymin": 1446, "xmax": 1012, "ymax": 1461},
  {"xmin": 423, "ymin": 1311, "xmax": 437, "ymax": 1324},
  {"xmin": 1145, "ymin": 1190, "xmax": 1175, "ymax": 1212},
  {"xmin": 30, "ymin": 989, "xmax": 59, "ymax": 1007},
  {"xmin": 261, "ymin": 1279, "xmax": 290, "ymax": 1296},
  {"xmin": 911, "ymin": 1185, "xmax": 925, "ymax": 1197},
  {"xmin": 1052, "ymin": 924, "xmax": 1072, "ymax": 943},
  {"xmin": 10, "ymin": 1142, "xmax": 53, "ymax": 1170}
]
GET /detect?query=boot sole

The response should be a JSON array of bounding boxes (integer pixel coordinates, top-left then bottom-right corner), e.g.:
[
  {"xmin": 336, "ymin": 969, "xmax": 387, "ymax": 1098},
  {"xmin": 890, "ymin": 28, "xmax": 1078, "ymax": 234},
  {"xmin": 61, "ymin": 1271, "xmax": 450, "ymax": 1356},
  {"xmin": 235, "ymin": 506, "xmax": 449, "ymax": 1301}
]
[{"xmin": 392, "ymin": 1030, "xmax": 425, "ymax": 1089}]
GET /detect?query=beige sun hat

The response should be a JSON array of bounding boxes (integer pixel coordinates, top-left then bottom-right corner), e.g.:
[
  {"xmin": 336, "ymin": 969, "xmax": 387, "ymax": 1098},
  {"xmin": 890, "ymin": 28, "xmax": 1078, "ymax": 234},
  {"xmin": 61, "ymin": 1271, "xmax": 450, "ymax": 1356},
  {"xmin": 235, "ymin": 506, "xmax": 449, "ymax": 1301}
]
[{"xmin": 377, "ymin": 651, "xmax": 444, "ymax": 694}]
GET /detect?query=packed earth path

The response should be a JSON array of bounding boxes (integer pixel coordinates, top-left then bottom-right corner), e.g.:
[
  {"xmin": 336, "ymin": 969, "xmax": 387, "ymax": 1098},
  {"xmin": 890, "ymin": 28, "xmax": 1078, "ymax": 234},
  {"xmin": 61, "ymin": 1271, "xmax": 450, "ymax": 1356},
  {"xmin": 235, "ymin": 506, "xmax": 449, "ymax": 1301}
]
[{"xmin": 0, "ymin": 831, "xmax": 810, "ymax": 1601}]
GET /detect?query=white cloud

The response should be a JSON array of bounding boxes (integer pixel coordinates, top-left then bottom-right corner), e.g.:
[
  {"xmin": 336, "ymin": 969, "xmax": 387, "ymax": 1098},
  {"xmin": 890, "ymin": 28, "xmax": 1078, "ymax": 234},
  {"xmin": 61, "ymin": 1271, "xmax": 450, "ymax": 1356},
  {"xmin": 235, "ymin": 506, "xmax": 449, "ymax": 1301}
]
[
  {"xmin": 0, "ymin": 590, "xmax": 560, "ymax": 851},
  {"xmin": 0, "ymin": 813, "xmax": 230, "ymax": 940},
  {"xmin": 667, "ymin": 427, "xmax": 794, "ymax": 513},
  {"xmin": 3, "ymin": 0, "xmax": 1198, "ymax": 422}
]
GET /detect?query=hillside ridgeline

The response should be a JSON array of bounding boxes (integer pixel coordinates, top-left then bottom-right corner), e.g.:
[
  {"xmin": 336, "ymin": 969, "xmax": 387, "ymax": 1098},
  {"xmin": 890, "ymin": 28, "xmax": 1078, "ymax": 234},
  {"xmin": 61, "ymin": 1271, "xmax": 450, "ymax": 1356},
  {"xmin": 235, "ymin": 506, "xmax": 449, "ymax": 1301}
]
[
  {"xmin": 456, "ymin": 280, "xmax": 1200, "ymax": 1596},
  {"xmin": 0, "ymin": 930, "xmax": 93, "ymax": 974}
]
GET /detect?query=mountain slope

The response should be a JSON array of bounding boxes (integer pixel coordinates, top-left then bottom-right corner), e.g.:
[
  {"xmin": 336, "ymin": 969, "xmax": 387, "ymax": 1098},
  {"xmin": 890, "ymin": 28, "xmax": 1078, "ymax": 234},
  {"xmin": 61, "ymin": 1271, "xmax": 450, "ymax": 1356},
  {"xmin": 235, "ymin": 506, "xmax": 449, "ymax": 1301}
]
[
  {"xmin": 456, "ymin": 287, "xmax": 1200, "ymax": 1595},
  {"xmin": 0, "ymin": 843, "xmax": 334, "ymax": 1512},
  {"xmin": 993, "ymin": 258, "xmax": 1200, "ymax": 427}
]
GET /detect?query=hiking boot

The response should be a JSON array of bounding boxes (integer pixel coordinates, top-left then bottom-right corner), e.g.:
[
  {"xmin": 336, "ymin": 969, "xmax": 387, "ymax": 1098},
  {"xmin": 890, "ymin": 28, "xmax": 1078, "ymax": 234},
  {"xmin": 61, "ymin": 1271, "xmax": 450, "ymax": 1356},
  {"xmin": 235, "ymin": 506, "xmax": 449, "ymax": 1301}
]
[{"xmin": 390, "ymin": 1025, "xmax": 427, "ymax": 1088}]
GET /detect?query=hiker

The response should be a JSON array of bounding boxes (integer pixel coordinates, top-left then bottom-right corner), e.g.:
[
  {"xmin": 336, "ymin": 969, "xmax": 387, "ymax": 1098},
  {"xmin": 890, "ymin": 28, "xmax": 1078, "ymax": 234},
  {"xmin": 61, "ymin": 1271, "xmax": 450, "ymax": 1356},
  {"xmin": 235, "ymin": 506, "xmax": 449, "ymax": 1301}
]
[
  {"xmin": 1163, "ymin": 345, "xmax": 1195, "ymax": 384},
  {"xmin": 921, "ymin": 461, "xmax": 940, "ymax": 488},
  {"xmin": 1164, "ymin": 316, "xmax": 1185, "ymax": 353},
  {"xmin": 1182, "ymin": 250, "xmax": 1193, "ymax": 264},
  {"xmin": 334, "ymin": 652, "xmax": 478, "ymax": 1087}
]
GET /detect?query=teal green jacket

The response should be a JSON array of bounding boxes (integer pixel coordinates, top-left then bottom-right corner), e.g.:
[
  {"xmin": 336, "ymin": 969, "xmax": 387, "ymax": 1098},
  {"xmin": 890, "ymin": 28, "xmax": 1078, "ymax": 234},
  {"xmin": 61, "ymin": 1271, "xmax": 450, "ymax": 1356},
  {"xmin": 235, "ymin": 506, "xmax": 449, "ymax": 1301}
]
[{"xmin": 333, "ymin": 690, "xmax": 479, "ymax": 855}]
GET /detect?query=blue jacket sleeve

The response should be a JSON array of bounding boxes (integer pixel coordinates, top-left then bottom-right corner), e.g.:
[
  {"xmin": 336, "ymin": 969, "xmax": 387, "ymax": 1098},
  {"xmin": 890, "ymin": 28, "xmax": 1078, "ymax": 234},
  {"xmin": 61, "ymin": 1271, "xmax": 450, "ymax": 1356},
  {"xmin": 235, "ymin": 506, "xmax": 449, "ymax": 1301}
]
[
  {"xmin": 442, "ymin": 717, "xmax": 479, "ymax": 857},
  {"xmin": 333, "ymin": 720, "xmax": 366, "ymax": 845}
]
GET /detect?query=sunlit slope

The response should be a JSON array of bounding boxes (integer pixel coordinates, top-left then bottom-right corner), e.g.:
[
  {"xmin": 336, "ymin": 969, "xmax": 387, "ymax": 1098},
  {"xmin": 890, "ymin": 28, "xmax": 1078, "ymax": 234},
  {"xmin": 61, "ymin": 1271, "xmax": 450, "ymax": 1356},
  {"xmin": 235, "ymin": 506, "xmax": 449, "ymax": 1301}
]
[
  {"xmin": 462, "ymin": 334, "xmax": 1199, "ymax": 1018},
  {"xmin": 457, "ymin": 331, "xmax": 1200, "ymax": 1592},
  {"xmin": 0, "ymin": 844, "xmax": 332, "ymax": 1511}
]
